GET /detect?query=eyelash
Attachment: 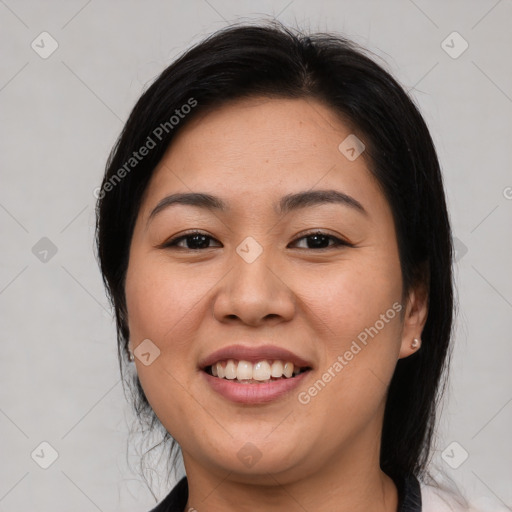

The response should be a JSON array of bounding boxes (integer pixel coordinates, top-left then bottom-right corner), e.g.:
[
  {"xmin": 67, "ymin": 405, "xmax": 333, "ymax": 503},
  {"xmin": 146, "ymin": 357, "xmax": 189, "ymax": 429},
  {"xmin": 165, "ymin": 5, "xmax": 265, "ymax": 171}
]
[{"xmin": 162, "ymin": 230, "xmax": 352, "ymax": 251}]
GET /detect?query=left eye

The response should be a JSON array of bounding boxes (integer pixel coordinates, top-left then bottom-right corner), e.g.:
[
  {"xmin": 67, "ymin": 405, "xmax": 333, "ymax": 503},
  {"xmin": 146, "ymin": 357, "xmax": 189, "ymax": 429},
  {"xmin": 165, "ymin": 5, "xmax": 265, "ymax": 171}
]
[{"xmin": 289, "ymin": 231, "xmax": 349, "ymax": 250}]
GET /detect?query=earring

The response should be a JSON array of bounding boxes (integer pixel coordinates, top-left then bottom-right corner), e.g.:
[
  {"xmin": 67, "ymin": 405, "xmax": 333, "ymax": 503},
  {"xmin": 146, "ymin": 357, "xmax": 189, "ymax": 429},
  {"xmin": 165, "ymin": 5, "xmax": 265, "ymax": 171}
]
[
  {"xmin": 411, "ymin": 338, "xmax": 421, "ymax": 349},
  {"xmin": 128, "ymin": 348, "xmax": 135, "ymax": 362}
]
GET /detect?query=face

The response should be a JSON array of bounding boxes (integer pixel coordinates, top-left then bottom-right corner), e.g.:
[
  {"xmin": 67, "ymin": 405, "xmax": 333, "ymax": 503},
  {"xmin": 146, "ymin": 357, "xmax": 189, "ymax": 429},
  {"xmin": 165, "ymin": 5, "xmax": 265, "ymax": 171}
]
[{"xmin": 125, "ymin": 97, "xmax": 426, "ymax": 484}]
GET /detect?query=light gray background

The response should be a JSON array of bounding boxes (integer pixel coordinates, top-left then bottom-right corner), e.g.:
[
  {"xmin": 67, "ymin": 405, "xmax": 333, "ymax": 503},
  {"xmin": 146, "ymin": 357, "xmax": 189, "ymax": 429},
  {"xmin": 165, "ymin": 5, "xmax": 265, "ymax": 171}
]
[{"xmin": 1, "ymin": 1, "xmax": 511, "ymax": 511}]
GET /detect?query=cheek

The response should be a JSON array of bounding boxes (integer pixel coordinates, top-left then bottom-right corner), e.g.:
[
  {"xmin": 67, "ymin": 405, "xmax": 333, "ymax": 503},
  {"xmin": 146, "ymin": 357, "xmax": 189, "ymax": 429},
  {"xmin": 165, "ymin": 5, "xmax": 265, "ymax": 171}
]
[
  {"xmin": 297, "ymin": 255, "xmax": 402, "ymax": 340},
  {"xmin": 124, "ymin": 254, "xmax": 204, "ymax": 437},
  {"xmin": 125, "ymin": 253, "xmax": 207, "ymax": 344},
  {"xmin": 294, "ymin": 258, "xmax": 403, "ymax": 412}
]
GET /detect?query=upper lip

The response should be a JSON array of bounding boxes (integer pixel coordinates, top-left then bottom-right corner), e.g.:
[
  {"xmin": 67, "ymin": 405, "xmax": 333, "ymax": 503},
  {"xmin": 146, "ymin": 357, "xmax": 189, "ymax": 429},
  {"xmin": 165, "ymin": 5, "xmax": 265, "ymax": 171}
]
[{"xmin": 199, "ymin": 344, "xmax": 314, "ymax": 370}]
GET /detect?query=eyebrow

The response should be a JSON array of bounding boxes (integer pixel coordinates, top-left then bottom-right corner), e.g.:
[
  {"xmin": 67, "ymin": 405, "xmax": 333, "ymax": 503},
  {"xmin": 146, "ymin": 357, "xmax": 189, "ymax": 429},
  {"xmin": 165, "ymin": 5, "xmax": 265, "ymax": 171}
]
[
  {"xmin": 278, "ymin": 189, "xmax": 367, "ymax": 217},
  {"xmin": 147, "ymin": 189, "xmax": 368, "ymax": 224}
]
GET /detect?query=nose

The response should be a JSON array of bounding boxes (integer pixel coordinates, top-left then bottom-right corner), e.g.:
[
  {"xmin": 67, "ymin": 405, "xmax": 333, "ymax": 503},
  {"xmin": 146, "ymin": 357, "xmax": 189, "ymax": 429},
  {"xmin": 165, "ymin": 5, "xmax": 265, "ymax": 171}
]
[{"xmin": 212, "ymin": 249, "xmax": 296, "ymax": 327}]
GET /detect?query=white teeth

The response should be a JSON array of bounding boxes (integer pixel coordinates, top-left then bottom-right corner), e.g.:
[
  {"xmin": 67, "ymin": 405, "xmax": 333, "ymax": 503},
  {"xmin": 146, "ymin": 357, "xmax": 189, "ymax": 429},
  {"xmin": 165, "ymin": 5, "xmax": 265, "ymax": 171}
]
[
  {"xmin": 237, "ymin": 361, "xmax": 252, "ymax": 380},
  {"xmin": 283, "ymin": 362, "xmax": 294, "ymax": 378},
  {"xmin": 210, "ymin": 359, "xmax": 306, "ymax": 381},
  {"xmin": 270, "ymin": 360, "xmax": 284, "ymax": 378},
  {"xmin": 253, "ymin": 361, "xmax": 271, "ymax": 381},
  {"xmin": 224, "ymin": 359, "xmax": 237, "ymax": 379}
]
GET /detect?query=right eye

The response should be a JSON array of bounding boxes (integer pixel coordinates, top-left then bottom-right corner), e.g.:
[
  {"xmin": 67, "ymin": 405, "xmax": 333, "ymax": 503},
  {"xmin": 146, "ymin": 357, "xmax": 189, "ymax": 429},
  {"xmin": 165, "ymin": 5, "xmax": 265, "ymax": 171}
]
[{"xmin": 162, "ymin": 231, "xmax": 222, "ymax": 250}]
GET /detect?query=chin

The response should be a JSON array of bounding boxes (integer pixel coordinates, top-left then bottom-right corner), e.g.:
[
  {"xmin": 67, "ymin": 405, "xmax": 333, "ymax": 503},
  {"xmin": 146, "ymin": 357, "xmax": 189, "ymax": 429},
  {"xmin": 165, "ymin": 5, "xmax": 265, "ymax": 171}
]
[{"xmin": 189, "ymin": 434, "xmax": 311, "ymax": 481}]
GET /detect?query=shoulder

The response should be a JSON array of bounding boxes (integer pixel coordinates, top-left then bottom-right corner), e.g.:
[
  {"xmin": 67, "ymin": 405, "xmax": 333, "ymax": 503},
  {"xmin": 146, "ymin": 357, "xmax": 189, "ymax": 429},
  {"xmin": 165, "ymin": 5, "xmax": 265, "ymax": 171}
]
[
  {"xmin": 147, "ymin": 476, "xmax": 188, "ymax": 512},
  {"xmin": 421, "ymin": 483, "xmax": 499, "ymax": 512},
  {"xmin": 421, "ymin": 483, "xmax": 468, "ymax": 511}
]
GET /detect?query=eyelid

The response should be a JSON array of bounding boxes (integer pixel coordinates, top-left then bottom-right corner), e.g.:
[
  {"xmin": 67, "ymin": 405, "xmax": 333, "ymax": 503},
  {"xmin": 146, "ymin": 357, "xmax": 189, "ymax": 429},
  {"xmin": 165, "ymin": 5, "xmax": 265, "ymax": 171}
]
[
  {"xmin": 160, "ymin": 229, "xmax": 352, "ymax": 250},
  {"xmin": 288, "ymin": 230, "xmax": 352, "ymax": 249},
  {"xmin": 160, "ymin": 230, "xmax": 221, "ymax": 249}
]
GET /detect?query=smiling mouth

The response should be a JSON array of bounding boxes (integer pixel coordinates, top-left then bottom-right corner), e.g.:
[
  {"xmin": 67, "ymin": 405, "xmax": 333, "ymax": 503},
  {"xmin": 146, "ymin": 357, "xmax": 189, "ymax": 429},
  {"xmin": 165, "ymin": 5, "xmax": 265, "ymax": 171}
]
[{"xmin": 204, "ymin": 359, "xmax": 312, "ymax": 384}]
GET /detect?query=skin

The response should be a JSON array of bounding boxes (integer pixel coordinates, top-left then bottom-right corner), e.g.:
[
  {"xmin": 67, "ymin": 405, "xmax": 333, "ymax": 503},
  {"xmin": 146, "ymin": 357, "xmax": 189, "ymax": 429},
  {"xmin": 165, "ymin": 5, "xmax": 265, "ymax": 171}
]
[{"xmin": 125, "ymin": 96, "xmax": 429, "ymax": 511}]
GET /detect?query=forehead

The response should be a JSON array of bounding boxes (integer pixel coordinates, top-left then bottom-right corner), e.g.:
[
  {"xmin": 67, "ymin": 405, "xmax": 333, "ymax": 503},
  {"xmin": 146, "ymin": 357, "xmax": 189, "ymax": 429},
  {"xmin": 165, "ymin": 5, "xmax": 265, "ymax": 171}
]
[
  {"xmin": 165, "ymin": 96, "xmax": 356, "ymax": 171},
  {"xmin": 141, "ymin": 96, "xmax": 387, "ymax": 219}
]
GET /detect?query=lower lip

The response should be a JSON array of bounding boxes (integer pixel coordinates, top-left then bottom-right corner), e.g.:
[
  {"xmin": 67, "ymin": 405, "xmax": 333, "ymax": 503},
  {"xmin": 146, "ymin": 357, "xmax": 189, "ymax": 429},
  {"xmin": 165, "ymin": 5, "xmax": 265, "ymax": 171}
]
[{"xmin": 202, "ymin": 370, "xmax": 311, "ymax": 404}]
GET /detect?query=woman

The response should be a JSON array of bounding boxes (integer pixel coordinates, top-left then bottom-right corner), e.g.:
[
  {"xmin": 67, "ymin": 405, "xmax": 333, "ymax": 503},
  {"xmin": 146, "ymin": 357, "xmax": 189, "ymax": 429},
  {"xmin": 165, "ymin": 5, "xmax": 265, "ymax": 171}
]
[{"xmin": 96, "ymin": 21, "xmax": 473, "ymax": 512}]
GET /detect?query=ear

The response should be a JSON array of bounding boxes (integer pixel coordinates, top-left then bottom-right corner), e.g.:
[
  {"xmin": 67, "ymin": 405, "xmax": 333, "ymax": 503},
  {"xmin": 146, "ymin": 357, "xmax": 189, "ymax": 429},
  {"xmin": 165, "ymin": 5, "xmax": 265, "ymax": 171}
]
[{"xmin": 398, "ymin": 277, "xmax": 429, "ymax": 359}]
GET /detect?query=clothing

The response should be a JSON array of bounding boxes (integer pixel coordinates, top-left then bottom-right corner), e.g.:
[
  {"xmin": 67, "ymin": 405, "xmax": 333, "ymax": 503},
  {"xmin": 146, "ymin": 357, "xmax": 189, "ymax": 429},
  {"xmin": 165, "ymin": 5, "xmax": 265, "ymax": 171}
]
[
  {"xmin": 148, "ymin": 473, "xmax": 423, "ymax": 512},
  {"xmin": 421, "ymin": 484, "xmax": 479, "ymax": 512}
]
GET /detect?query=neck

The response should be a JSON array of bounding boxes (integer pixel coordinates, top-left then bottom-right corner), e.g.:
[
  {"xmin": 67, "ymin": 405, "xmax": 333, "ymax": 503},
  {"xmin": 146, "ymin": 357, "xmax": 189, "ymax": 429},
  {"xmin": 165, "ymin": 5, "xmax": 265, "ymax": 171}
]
[{"xmin": 183, "ymin": 437, "xmax": 399, "ymax": 512}]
